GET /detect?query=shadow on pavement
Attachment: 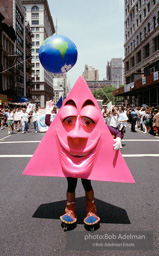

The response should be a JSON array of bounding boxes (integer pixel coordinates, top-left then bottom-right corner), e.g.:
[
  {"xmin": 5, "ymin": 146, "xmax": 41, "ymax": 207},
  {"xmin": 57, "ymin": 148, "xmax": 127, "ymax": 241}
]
[{"xmin": 32, "ymin": 197, "xmax": 131, "ymax": 224}]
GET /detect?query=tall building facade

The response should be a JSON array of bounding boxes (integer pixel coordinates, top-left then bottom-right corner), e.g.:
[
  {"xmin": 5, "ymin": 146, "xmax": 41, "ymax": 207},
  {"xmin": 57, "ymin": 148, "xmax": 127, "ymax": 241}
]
[
  {"xmin": 0, "ymin": 13, "xmax": 16, "ymax": 102},
  {"xmin": 113, "ymin": 0, "xmax": 159, "ymax": 106},
  {"xmin": 106, "ymin": 58, "xmax": 124, "ymax": 88},
  {"xmin": 124, "ymin": 0, "xmax": 159, "ymax": 84},
  {"xmin": 82, "ymin": 65, "xmax": 99, "ymax": 81},
  {"xmin": 22, "ymin": 0, "xmax": 55, "ymax": 107},
  {"xmin": 1, "ymin": 0, "xmax": 30, "ymax": 99}
]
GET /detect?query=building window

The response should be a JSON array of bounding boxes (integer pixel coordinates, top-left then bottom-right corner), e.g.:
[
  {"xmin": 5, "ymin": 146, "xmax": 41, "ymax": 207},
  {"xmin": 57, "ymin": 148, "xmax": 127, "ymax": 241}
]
[
  {"xmin": 31, "ymin": 49, "xmax": 35, "ymax": 53},
  {"xmin": 147, "ymin": 23, "xmax": 150, "ymax": 33},
  {"xmin": 140, "ymin": 32, "xmax": 142, "ymax": 42},
  {"xmin": 36, "ymin": 41, "xmax": 39, "ymax": 46},
  {"xmin": 154, "ymin": 35, "xmax": 159, "ymax": 51},
  {"xmin": 126, "ymin": 61, "xmax": 129, "ymax": 71},
  {"xmin": 32, "ymin": 13, "xmax": 39, "ymax": 19},
  {"xmin": 32, "ymin": 42, "xmax": 34, "ymax": 46},
  {"xmin": 32, "ymin": 20, "xmax": 39, "ymax": 25},
  {"xmin": 136, "ymin": 19, "xmax": 138, "ymax": 27},
  {"xmin": 36, "ymin": 56, "xmax": 39, "ymax": 60},
  {"xmin": 153, "ymin": 16, "xmax": 156, "ymax": 29},
  {"xmin": 36, "ymin": 84, "xmax": 40, "ymax": 89},
  {"xmin": 36, "ymin": 63, "xmax": 40, "ymax": 67},
  {"xmin": 36, "ymin": 27, "xmax": 39, "ymax": 31},
  {"xmin": 147, "ymin": 3, "xmax": 150, "ymax": 12},
  {"xmin": 144, "ymin": 8, "xmax": 146, "ymax": 17},
  {"xmin": 136, "ymin": 3, "xmax": 138, "ymax": 13},
  {"xmin": 36, "ymin": 34, "xmax": 39, "ymax": 38},
  {"xmin": 36, "ymin": 70, "xmax": 40, "ymax": 75},
  {"xmin": 139, "ymin": 0, "xmax": 141, "ymax": 8},
  {"xmin": 31, "ymin": 27, "xmax": 34, "ymax": 31},
  {"xmin": 153, "ymin": 0, "xmax": 156, "ymax": 4},
  {"xmin": 137, "ymin": 35, "xmax": 139, "ymax": 45},
  {"xmin": 32, "ymin": 6, "xmax": 39, "ymax": 12},
  {"xmin": 137, "ymin": 50, "xmax": 141, "ymax": 63},
  {"xmin": 131, "ymin": 56, "xmax": 135, "ymax": 67},
  {"xmin": 36, "ymin": 49, "xmax": 39, "ymax": 54},
  {"xmin": 139, "ymin": 14, "xmax": 142, "ymax": 23},
  {"xmin": 144, "ymin": 27, "xmax": 147, "ymax": 39},
  {"xmin": 144, "ymin": 43, "xmax": 150, "ymax": 58}
]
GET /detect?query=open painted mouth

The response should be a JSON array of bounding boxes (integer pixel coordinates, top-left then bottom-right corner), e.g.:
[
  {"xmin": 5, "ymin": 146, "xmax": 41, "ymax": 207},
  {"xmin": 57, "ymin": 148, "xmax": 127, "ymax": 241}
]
[{"xmin": 56, "ymin": 132, "xmax": 100, "ymax": 177}]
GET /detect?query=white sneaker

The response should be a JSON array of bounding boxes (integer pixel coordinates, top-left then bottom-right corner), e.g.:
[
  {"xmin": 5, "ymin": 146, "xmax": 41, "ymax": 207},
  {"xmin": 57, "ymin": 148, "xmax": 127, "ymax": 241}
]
[
  {"xmin": 8, "ymin": 131, "xmax": 10, "ymax": 135},
  {"xmin": 22, "ymin": 131, "xmax": 25, "ymax": 134}
]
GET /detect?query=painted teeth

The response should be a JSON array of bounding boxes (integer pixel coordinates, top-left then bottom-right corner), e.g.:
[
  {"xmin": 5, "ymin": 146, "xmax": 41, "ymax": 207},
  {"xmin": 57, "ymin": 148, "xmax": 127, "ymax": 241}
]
[{"xmin": 70, "ymin": 152, "xmax": 89, "ymax": 157}]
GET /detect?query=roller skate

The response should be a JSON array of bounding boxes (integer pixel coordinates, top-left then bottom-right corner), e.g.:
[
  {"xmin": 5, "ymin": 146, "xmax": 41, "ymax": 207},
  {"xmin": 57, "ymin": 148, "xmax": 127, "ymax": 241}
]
[
  {"xmin": 60, "ymin": 202, "xmax": 77, "ymax": 231},
  {"xmin": 84, "ymin": 200, "xmax": 100, "ymax": 231}
]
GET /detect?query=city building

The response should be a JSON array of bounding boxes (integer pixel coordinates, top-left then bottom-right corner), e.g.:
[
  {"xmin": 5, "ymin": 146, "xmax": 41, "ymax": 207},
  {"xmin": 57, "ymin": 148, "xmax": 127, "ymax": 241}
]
[
  {"xmin": 82, "ymin": 65, "xmax": 99, "ymax": 81},
  {"xmin": 106, "ymin": 58, "xmax": 124, "ymax": 88},
  {"xmin": 0, "ymin": 13, "xmax": 16, "ymax": 104},
  {"xmin": 114, "ymin": 0, "xmax": 159, "ymax": 106},
  {"xmin": 1, "ymin": 0, "xmax": 28, "ymax": 100},
  {"xmin": 86, "ymin": 80, "xmax": 112, "ymax": 93},
  {"xmin": 25, "ymin": 22, "xmax": 32, "ymax": 100},
  {"xmin": 22, "ymin": 0, "xmax": 55, "ymax": 107}
]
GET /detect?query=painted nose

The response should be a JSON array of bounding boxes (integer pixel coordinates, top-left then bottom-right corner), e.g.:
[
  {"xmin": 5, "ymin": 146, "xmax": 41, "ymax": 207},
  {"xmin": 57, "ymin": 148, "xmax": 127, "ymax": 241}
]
[{"xmin": 70, "ymin": 116, "xmax": 80, "ymax": 144}]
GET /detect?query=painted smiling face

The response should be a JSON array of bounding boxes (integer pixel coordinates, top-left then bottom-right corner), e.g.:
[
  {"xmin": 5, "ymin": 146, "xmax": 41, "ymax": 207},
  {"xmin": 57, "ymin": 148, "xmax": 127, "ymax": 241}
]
[{"xmin": 56, "ymin": 96, "xmax": 101, "ymax": 178}]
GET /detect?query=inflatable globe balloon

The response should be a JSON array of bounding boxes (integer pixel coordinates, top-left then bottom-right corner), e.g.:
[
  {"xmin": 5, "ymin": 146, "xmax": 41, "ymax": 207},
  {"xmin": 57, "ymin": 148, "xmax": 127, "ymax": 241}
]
[{"xmin": 39, "ymin": 35, "xmax": 78, "ymax": 73}]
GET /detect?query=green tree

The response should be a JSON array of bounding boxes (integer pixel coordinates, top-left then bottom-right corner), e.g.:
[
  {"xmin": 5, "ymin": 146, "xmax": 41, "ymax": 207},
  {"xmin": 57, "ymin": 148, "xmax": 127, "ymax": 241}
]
[{"xmin": 93, "ymin": 86, "xmax": 117, "ymax": 105}]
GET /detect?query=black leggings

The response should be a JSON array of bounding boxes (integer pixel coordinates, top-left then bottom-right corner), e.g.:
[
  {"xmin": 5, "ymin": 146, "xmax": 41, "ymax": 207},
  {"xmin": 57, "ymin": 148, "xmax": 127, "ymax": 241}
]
[{"xmin": 67, "ymin": 177, "xmax": 92, "ymax": 193}]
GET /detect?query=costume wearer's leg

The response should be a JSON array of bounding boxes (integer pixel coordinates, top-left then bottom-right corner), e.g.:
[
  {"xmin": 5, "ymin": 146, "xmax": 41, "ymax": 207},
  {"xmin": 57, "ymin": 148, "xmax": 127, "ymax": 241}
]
[
  {"xmin": 81, "ymin": 179, "xmax": 100, "ymax": 225},
  {"xmin": 60, "ymin": 178, "xmax": 77, "ymax": 224}
]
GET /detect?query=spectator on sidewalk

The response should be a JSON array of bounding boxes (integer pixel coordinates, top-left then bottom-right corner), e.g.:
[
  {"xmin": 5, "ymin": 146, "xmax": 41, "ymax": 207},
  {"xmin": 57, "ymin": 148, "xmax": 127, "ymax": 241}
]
[
  {"xmin": 107, "ymin": 106, "xmax": 119, "ymax": 130},
  {"xmin": 14, "ymin": 108, "xmax": 22, "ymax": 131},
  {"xmin": 153, "ymin": 109, "xmax": 159, "ymax": 136},
  {"xmin": 7, "ymin": 109, "xmax": 14, "ymax": 135},
  {"xmin": 118, "ymin": 106, "xmax": 128, "ymax": 139},
  {"xmin": 129, "ymin": 108, "xmax": 138, "ymax": 132},
  {"xmin": 21, "ymin": 108, "xmax": 29, "ymax": 134},
  {"xmin": 32, "ymin": 108, "xmax": 39, "ymax": 133},
  {"xmin": 0, "ymin": 109, "xmax": 4, "ymax": 130}
]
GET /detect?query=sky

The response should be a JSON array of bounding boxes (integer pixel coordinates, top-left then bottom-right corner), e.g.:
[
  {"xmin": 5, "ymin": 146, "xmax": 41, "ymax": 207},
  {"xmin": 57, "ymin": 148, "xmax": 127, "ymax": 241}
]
[{"xmin": 48, "ymin": 0, "xmax": 125, "ymax": 88}]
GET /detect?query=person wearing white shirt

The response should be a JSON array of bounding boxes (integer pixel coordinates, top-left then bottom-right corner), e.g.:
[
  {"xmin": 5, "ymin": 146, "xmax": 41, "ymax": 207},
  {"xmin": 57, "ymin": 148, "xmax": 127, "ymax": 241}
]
[
  {"xmin": 21, "ymin": 108, "xmax": 29, "ymax": 133},
  {"xmin": 107, "ymin": 106, "xmax": 119, "ymax": 129},
  {"xmin": 7, "ymin": 109, "xmax": 14, "ymax": 135},
  {"xmin": 118, "ymin": 106, "xmax": 128, "ymax": 139},
  {"xmin": 14, "ymin": 108, "xmax": 22, "ymax": 131},
  {"xmin": 32, "ymin": 109, "xmax": 39, "ymax": 133}
]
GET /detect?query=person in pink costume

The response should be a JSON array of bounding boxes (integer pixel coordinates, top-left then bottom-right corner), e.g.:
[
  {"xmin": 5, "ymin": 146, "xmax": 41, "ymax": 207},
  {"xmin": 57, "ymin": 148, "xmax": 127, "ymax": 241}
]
[{"xmin": 23, "ymin": 76, "xmax": 134, "ymax": 227}]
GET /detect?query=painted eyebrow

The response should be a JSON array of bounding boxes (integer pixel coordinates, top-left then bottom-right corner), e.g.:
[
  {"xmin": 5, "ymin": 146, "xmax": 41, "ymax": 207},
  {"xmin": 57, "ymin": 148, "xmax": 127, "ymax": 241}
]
[
  {"xmin": 82, "ymin": 100, "xmax": 95, "ymax": 108},
  {"xmin": 64, "ymin": 100, "xmax": 77, "ymax": 108}
]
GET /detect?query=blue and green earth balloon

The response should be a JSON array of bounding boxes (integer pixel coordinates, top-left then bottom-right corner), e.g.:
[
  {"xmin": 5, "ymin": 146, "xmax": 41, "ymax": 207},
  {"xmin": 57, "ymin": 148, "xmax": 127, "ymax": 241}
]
[{"xmin": 39, "ymin": 35, "xmax": 78, "ymax": 73}]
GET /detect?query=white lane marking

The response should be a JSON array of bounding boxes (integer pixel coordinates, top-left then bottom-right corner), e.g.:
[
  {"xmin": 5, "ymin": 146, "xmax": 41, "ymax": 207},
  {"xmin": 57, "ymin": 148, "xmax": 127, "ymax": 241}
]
[
  {"xmin": 123, "ymin": 154, "xmax": 159, "ymax": 157},
  {"xmin": 0, "ymin": 141, "xmax": 40, "ymax": 144},
  {"xmin": 0, "ymin": 135, "xmax": 11, "ymax": 141},
  {"xmin": 0, "ymin": 155, "xmax": 33, "ymax": 157},
  {"xmin": 0, "ymin": 154, "xmax": 159, "ymax": 158},
  {"xmin": 123, "ymin": 139, "xmax": 159, "ymax": 142}
]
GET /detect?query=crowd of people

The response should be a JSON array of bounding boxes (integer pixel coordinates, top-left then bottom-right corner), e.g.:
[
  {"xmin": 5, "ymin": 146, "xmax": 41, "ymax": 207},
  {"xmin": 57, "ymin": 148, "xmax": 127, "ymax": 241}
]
[
  {"xmin": 0, "ymin": 104, "xmax": 159, "ymax": 138},
  {"xmin": 101, "ymin": 105, "xmax": 159, "ymax": 137},
  {"xmin": 0, "ymin": 107, "xmax": 39, "ymax": 135}
]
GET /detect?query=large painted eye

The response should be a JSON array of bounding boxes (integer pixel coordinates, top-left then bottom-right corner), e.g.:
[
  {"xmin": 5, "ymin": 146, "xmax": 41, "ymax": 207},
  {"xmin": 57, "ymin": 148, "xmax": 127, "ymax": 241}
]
[
  {"xmin": 81, "ymin": 117, "xmax": 95, "ymax": 127},
  {"xmin": 63, "ymin": 116, "xmax": 76, "ymax": 126}
]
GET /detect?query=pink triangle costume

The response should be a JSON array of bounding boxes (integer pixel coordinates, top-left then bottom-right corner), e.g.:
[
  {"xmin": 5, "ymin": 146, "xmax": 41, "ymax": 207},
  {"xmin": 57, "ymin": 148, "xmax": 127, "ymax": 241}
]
[{"xmin": 23, "ymin": 76, "xmax": 135, "ymax": 227}]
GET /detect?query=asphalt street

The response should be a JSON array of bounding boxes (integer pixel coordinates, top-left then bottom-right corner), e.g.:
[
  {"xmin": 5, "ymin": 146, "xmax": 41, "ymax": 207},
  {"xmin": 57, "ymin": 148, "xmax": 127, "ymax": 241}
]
[{"xmin": 0, "ymin": 124, "xmax": 159, "ymax": 256}]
